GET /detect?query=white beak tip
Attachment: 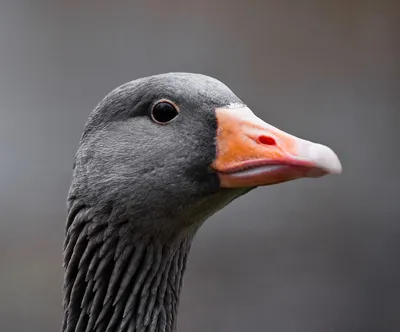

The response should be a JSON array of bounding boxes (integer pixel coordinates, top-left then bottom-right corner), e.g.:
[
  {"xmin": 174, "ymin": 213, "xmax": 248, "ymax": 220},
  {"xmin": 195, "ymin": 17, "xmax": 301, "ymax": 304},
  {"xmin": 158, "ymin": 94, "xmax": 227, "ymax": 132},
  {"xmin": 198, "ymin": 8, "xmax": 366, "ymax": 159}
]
[{"xmin": 310, "ymin": 143, "xmax": 342, "ymax": 175}]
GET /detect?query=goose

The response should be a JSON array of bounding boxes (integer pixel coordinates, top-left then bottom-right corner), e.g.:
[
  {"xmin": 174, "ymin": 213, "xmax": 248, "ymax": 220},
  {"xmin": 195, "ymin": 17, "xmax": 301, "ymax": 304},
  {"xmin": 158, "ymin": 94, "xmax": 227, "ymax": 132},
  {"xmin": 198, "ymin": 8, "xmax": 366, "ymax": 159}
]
[{"xmin": 63, "ymin": 72, "xmax": 342, "ymax": 332}]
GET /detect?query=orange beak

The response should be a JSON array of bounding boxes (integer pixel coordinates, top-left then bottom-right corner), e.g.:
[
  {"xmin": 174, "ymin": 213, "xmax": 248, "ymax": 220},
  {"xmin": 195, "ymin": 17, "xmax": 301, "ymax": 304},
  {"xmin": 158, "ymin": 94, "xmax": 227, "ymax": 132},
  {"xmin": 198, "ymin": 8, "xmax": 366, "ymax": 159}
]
[{"xmin": 212, "ymin": 106, "xmax": 342, "ymax": 188}]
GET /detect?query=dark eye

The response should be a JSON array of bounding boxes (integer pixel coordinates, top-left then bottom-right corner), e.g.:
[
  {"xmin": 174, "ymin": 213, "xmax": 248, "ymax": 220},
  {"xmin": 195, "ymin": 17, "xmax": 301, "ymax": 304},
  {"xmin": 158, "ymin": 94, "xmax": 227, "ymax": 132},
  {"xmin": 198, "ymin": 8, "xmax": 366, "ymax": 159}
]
[{"xmin": 150, "ymin": 100, "xmax": 179, "ymax": 124}]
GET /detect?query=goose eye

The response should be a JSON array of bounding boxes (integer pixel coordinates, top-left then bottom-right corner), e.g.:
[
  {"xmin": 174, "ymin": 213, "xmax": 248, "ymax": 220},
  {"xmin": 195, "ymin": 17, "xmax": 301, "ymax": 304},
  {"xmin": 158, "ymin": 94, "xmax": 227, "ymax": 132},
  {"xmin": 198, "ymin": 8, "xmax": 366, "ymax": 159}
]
[{"xmin": 150, "ymin": 100, "xmax": 179, "ymax": 124}]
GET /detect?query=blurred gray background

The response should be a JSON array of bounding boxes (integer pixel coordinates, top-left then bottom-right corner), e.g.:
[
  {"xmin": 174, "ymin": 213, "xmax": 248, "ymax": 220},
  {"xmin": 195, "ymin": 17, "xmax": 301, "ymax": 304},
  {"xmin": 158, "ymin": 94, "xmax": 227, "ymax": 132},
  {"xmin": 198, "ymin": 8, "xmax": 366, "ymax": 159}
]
[{"xmin": 0, "ymin": 0, "xmax": 399, "ymax": 331}]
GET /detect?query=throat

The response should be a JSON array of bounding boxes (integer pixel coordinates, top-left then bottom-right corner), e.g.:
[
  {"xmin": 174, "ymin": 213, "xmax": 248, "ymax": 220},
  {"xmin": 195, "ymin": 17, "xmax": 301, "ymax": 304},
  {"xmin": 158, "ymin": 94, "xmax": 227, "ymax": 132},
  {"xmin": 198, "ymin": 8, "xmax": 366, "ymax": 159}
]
[{"xmin": 62, "ymin": 206, "xmax": 193, "ymax": 332}]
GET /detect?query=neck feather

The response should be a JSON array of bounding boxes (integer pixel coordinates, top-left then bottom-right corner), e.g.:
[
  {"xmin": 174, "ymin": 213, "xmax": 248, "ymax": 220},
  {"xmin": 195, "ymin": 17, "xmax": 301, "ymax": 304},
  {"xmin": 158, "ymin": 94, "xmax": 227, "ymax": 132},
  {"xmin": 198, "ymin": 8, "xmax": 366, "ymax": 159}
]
[{"xmin": 62, "ymin": 202, "xmax": 192, "ymax": 332}]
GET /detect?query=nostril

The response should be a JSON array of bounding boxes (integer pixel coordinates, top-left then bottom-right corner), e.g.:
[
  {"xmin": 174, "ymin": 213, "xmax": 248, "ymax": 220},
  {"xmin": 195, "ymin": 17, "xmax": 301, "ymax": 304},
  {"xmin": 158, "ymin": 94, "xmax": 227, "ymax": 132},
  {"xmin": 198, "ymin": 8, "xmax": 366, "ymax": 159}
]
[{"xmin": 258, "ymin": 135, "xmax": 276, "ymax": 146}]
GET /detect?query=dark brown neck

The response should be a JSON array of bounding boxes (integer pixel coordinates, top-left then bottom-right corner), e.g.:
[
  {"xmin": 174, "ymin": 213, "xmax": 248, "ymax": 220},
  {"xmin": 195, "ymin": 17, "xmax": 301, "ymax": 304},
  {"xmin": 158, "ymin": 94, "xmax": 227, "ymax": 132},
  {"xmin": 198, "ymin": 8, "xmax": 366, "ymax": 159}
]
[{"xmin": 62, "ymin": 203, "xmax": 192, "ymax": 332}]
